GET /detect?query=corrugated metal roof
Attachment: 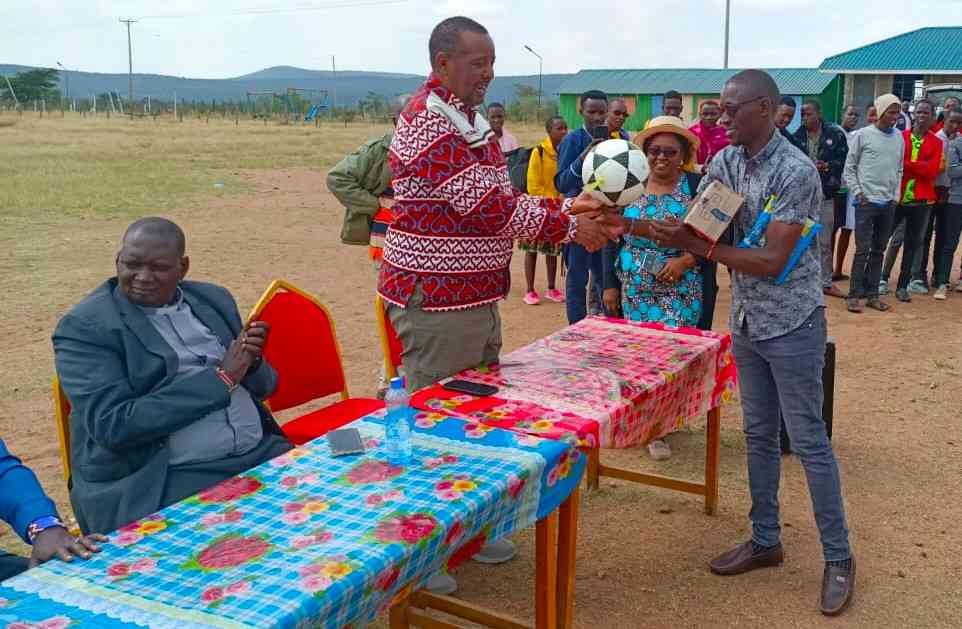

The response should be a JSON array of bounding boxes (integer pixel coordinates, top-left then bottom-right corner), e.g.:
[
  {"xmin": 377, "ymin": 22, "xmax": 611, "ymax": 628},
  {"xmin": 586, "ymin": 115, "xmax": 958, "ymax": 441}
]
[
  {"xmin": 556, "ymin": 68, "xmax": 836, "ymax": 96},
  {"xmin": 819, "ymin": 27, "xmax": 962, "ymax": 72}
]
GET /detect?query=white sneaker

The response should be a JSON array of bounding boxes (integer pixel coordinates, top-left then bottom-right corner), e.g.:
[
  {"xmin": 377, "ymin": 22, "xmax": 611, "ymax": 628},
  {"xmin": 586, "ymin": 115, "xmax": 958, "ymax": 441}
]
[
  {"xmin": 878, "ymin": 280, "xmax": 889, "ymax": 295},
  {"xmin": 934, "ymin": 285, "xmax": 948, "ymax": 301},
  {"xmin": 648, "ymin": 439, "xmax": 672, "ymax": 461},
  {"xmin": 425, "ymin": 572, "xmax": 458, "ymax": 595},
  {"xmin": 908, "ymin": 279, "xmax": 929, "ymax": 295},
  {"xmin": 472, "ymin": 538, "xmax": 517, "ymax": 564}
]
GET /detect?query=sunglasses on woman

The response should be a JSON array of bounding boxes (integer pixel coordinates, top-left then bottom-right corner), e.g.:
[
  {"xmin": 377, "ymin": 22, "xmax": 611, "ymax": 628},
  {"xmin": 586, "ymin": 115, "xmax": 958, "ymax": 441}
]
[{"xmin": 646, "ymin": 146, "xmax": 679, "ymax": 158}]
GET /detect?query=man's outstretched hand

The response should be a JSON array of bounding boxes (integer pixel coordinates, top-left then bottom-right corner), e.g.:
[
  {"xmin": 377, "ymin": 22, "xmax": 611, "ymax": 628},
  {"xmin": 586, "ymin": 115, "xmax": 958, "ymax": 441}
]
[
  {"xmin": 570, "ymin": 191, "xmax": 605, "ymax": 216},
  {"xmin": 30, "ymin": 528, "xmax": 108, "ymax": 568},
  {"xmin": 572, "ymin": 213, "xmax": 625, "ymax": 252}
]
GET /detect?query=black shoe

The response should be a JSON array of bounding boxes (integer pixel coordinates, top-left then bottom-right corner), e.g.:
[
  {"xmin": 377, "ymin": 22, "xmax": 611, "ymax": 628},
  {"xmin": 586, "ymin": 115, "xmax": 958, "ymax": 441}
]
[
  {"xmin": 896, "ymin": 289, "xmax": 912, "ymax": 302},
  {"xmin": 709, "ymin": 541, "xmax": 784, "ymax": 576},
  {"xmin": 820, "ymin": 558, "xmax": 856, "ymax": 616}
]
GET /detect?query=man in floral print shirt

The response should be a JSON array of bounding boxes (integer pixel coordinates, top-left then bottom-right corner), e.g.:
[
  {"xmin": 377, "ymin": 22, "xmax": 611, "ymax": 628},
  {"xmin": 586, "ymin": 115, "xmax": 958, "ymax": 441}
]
[{"xmin": 650, "ymin": 70, "xmax": 855, "ymax": 617}]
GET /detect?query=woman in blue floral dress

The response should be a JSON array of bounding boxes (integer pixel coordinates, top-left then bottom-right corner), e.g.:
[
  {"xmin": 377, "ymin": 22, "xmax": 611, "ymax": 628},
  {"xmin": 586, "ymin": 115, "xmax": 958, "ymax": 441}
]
[{"xmin": 603, "ymin": 117, "xmax": 703, "ymax": 328}]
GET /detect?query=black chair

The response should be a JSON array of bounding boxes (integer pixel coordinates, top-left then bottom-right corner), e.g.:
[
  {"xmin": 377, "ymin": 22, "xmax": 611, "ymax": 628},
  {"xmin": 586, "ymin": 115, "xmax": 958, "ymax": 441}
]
[{"xmin": 780, "ymin": 338, "xmax": 835, "ymax": 454}]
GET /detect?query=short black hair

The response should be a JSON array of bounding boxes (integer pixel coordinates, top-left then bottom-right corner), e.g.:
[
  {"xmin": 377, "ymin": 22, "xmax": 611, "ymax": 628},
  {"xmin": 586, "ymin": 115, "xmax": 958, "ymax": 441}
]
[
  {"xmin": 664, "ymin": 90, "xmax": 681, "ymax": 101},
  {"xmin": 123, "ymin": 217, "xmax": 186, "ymax": 256},
  {"xmin": 779, "ymin": 95, "xmax": 796, "ymax": 108},
  {"xmin": 487, "ymin": 102, "xmax": 505, "ymax": 112},
  {"xmin": 545, "ymin": 115, "xmax": 565, "ymax": 132},
  {"xmin": 949, "ymin": 109, "xmax": 962, "ymax": 119},
  {"xmin": 580, "ymin": 90, "xmax": 607, "ymax": 106},
  {"xmin": 803, "ymin": 100, "xmax": 821, "ymax": 114},
  {"xmin": 915, "ymin": 98, "xmax": 934, "ymax": 112},
  {"xmin": 428, "ymin": 16, "xmax": 488, "ymax": 67},
  {"xmin": 728, "ymin": 70, "xmax": 780, "ymax": 110}
]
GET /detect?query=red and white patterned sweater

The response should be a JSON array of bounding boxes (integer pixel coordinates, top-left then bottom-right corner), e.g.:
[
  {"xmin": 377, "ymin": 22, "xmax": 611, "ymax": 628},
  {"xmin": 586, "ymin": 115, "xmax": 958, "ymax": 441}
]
[{"xmin": 378, "ymin": 76, "xmax": 576, "ymax": 311}]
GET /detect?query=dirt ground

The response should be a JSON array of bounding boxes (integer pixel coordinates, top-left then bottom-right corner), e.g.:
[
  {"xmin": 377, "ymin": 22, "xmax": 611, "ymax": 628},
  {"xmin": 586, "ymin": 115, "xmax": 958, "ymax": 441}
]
[{"xmin": 3, "ymin": 165, "xmax": 961, "ymax": 628}]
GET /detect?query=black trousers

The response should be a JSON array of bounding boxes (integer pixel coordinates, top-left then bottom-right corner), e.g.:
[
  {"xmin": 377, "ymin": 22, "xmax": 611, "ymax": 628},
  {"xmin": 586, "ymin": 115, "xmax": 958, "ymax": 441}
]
[
  {"xmin": 849, "ymin": 203, "xmax": 895, "ymax": 299},
  {"xmin": 892, "ymin": 204, "xmax": 933, "ymax": 291},
  {"xmin": 0, "ymin": 551, "xmax": 29, "ymax": 581},
  {"xmin": 933, "ymin": 203, "xmax": 962, "ymax": 287}
]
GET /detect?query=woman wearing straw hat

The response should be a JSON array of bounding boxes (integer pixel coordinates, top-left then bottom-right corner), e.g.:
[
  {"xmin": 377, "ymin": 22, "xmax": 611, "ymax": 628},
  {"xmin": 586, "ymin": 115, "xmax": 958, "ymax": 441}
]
[{"xmin": 602, "ymin": 116, "xmax": 705, "ymax": 460}]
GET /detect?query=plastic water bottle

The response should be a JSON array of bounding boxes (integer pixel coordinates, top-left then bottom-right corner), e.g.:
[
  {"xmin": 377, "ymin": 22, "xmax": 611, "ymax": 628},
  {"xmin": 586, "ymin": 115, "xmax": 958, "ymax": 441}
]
[{"xmin": 384, "ymin": 377, "xmax": 413, "ymax": 465}]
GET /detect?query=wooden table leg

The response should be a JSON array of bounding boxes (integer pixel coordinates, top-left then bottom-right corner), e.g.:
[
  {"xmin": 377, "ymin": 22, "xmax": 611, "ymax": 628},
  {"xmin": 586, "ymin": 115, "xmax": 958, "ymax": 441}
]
[
  {"xmin": 389, "ymin": 596, "xmax": 411, "ymax": 629},
  {"xmin": 584, "ymin": 446, "xmax": 600, "ymax": 491},
  {"xmin": 556, "ymin": 487, "xmax": 580, "ymax": 629},
  {"xmin": 535, "ymin": 511, "xmax": 558, "ymax": 629},
  {"xmin": 704, "ymin": 407, "xmax": 721, "ymax": 516}
]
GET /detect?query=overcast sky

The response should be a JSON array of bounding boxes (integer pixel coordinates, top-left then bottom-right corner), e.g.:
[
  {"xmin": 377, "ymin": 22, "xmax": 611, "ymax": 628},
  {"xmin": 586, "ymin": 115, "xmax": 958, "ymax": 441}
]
[{"xmin": 3, "ymin": 1, "xmax": 960, "ymax": 78}]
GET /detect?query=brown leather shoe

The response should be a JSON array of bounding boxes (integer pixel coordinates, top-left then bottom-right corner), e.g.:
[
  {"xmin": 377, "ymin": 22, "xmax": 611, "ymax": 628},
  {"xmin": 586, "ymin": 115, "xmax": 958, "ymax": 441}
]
[
  {"xmin": 709, "ymin": 541, "xmax": 784, "ymax": 576},
  {"xmin": 820, "ymin": 558, "xmax": 856, "ymax": 616}
]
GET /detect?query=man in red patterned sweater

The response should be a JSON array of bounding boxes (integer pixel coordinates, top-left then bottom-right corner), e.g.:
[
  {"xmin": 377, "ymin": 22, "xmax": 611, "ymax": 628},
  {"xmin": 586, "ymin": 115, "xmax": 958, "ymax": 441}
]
[{"xmin": 380, "ymin": 16, "xmax": 613, "ymax": 395}]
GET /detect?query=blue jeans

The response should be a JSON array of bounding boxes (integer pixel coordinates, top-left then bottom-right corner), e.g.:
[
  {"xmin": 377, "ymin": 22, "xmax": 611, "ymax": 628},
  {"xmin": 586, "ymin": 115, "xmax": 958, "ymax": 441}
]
[
  {"xmin": 564, "ymin": 243, "xmax": 603, "ymax": 324},
  {"xmin": 732, "ymin": 307, "xmax": 851, "ymax": 562}
]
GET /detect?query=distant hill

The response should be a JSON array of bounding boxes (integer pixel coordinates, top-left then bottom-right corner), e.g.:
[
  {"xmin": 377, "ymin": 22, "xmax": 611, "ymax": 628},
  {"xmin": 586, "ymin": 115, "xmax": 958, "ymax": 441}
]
[{"xmin": 0, "ymin": 64, "xmax": 572, "ymax": 107}]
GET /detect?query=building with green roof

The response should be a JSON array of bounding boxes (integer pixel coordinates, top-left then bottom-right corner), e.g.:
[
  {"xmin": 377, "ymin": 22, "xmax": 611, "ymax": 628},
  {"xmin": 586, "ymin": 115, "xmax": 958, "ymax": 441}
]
[
  {"xmin": 555, "ymin": 68, "xmax": 841, "ymax": 133},
  {"xmin": 819, "ymin": 27, "xmax": 962, "ymax": 109}
]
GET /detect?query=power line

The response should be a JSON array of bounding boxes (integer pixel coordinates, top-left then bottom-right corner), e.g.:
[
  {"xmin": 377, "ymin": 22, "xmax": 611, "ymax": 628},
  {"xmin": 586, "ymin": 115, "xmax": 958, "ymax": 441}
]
[{"xmin": 138, "ymin": 0, "xmax": 409, "ymax": 21}]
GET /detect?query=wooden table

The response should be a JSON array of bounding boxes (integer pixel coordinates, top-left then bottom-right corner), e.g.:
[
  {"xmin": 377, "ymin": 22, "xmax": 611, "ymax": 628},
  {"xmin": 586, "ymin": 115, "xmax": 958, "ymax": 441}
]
[
  {"xmin": 0, "ymin": 414, "xmax": 584, "ymax": 629},
  {"xmin": 411, "ymin": 317, "xmax": 737, "ymax": 515},
  {"xmin": 390, "ymin": 487, "xmax": 581, "ymax": 629}
]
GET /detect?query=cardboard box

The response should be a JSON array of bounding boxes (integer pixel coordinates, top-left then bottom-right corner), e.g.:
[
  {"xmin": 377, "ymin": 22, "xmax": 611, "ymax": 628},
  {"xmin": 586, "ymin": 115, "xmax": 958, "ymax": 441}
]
[{"xmin": 684, "ymin": 181, "xmax": 744, "ymax": 243}]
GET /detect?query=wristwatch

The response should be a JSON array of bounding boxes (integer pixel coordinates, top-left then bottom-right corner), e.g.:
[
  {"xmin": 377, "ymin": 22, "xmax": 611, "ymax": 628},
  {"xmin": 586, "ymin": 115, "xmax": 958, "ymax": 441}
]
[{"xmin": 27, "ymin": 515, "xmax": 66, "ymax": 544}]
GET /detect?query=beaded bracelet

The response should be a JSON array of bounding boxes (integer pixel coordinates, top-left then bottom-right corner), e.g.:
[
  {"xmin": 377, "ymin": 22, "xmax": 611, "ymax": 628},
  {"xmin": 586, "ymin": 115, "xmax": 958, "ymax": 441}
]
[
  {"xmin": 27, "ymin": 515, "xmax": 66, "ymax": 544},
  {"xmin": 216, "ymin": 368, "xmax": 238, "ymax": 392}
]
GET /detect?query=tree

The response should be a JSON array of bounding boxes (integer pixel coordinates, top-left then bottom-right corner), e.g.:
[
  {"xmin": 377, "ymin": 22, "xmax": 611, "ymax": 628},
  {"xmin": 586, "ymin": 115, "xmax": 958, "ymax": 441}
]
[
  {"xmin": 0, "ymin": 68, "xmax": 60, "ymax": 104},
  {"xmin": 506, "ymin": 83, "xmax": 557, "ymax": 125}
]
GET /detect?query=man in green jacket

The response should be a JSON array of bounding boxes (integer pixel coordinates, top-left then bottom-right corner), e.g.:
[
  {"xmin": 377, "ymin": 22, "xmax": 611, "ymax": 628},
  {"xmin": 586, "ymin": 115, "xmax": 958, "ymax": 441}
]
[
  {"xmin": 327, "ymin": 96, "xmax": 410, "ymax": 261},
  {"xmin": 328, "ymin": 132, "xmax": 394, "ymax": 253}
]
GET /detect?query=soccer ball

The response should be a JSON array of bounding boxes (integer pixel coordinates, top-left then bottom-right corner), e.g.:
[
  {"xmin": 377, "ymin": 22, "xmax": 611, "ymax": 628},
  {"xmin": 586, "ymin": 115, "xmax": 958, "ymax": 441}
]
[{"xmin": 581, "ymin": 139, "xmax": 648, "ymax": 206}]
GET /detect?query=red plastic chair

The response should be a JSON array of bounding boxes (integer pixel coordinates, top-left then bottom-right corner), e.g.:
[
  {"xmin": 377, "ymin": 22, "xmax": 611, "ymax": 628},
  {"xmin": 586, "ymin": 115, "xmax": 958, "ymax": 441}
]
[
  {"xmin": 375, "ymin": 295, "xmax": 403, "ymax": 381},
  {"xmin": 248, "ymin": 279, "xmax": 384, "ymax": 445}
]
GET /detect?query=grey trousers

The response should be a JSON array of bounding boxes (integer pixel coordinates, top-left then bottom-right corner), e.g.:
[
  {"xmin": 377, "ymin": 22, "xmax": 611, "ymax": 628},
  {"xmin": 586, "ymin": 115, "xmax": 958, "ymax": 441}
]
[
  {"xmin": 387, "ymin": 285, "xmax": 502, "ymax": 392},
  {"xmin": 162, "ymin": 434, "xmax": 291, "ymax": 507},
  {"xmin": 817, "ymin": 197, "xmax": 835, "ymax": 288}
]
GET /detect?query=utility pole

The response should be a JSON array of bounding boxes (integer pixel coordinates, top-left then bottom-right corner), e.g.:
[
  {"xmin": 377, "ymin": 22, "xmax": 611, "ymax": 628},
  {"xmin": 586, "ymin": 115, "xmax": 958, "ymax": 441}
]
[
  {"xmin": 723, "ymin": 0, "xmax": 731, "ymax": 69},
  {"xmin": 56, "ymin": 61, "xmax": 69, "ymax": 105},
  {"xmin": 523, "ymin": 45, "xmax": 543, "ymax": 110},
  {"xmin": 3, "ymin": 74, "xmax": 19, "ymax": 108},
  {"xmin": 331, "ymin": 55, "xmax": 337, "ymax": 113},
  {"xmin": 120, "ymin": 18, "xmax": 137, "ymax": 118}
]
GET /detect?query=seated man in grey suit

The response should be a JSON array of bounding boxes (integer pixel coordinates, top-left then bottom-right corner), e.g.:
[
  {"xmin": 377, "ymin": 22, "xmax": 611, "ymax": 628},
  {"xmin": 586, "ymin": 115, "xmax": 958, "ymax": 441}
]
[{"xmin": 53, "ymin": 217, "xmax": 292, "ymax": 534}]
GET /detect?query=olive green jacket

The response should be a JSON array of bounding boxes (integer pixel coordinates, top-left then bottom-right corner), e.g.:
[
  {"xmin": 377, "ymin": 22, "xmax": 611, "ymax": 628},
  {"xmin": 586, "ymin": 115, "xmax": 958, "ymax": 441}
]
[{"xmin": 327, "ymin": 132, "xmax": 393, "ymax": 245}]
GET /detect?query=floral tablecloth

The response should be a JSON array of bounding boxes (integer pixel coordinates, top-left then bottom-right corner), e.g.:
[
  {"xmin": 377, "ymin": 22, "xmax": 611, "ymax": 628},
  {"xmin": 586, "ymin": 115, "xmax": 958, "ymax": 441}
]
[
  {"xmin": 0, "ymin": 413, "xmax": 584, "ymax": 629},
  {"xmin": 415, "ymin": 317, "xmax": 737, "ymax": 449}
]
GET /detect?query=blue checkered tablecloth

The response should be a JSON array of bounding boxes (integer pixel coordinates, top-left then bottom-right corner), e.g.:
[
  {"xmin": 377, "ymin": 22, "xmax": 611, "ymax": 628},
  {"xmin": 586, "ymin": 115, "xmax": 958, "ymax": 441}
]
[{"xmin": 0, "ymin": 411, "xmax": 584, "ymax": 628}]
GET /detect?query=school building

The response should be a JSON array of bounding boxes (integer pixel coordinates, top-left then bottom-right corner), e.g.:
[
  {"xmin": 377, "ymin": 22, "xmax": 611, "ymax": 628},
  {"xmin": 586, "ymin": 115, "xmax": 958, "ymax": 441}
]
[
  {"xmin": 555, "ymin": 26, "xmax": 962, "ymax": 134},
  {"xmin": 555, "ymin": 68, "xmax": 841, "ymax": 133},
  {"xmin": 819, "ymin": 26, "xmax": 962, "ymax": 109}
]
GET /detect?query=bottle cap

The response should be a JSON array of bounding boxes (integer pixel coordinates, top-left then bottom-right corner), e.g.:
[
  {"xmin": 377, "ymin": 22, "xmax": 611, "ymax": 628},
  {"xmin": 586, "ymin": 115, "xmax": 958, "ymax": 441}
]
[{"xmin": 389, "ymin": 377, "xmax": 405, "ymax": 390}]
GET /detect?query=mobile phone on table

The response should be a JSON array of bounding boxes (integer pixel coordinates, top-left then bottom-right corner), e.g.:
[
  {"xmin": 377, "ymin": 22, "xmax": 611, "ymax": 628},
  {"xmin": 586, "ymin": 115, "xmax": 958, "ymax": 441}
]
[
  {"xmin": 327, "ymin": 428, "xmax": 365, "ymax": 456},
  {"xmin": 591, "ymin": 125, "xmax": 611, "ymax": 141},
  {"xmin": 442, "ymin": 379, "xmax": 499, "ymax": 397}
]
